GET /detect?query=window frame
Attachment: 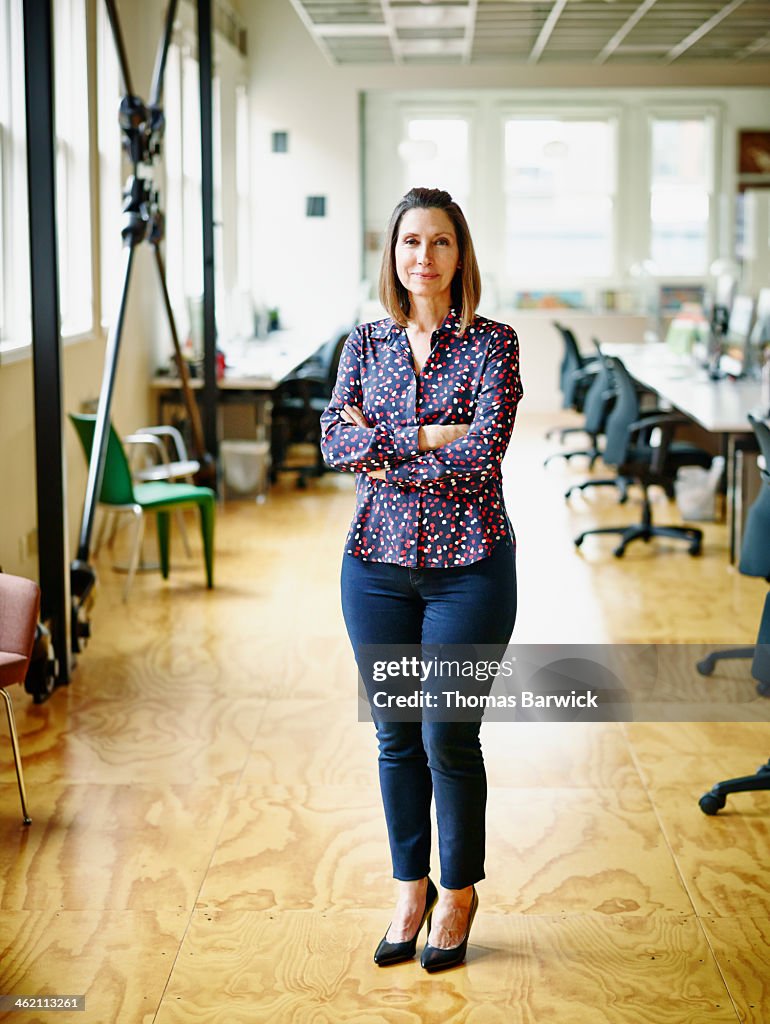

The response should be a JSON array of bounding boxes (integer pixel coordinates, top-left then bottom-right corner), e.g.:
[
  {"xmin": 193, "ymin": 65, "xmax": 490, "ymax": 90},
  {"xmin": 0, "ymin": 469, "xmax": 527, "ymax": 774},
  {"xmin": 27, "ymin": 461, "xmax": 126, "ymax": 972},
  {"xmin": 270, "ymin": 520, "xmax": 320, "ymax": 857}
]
[
  {"xmin": 497, "ymin": 103, "xmax": 621, "ymax": 289},
  {"xmin": 396, "ymin": 101, "xmax": 475, "ymax": 220},
  {"xmin": 642, "ymin": 102, "xmax": 722, "ymax": 281}
]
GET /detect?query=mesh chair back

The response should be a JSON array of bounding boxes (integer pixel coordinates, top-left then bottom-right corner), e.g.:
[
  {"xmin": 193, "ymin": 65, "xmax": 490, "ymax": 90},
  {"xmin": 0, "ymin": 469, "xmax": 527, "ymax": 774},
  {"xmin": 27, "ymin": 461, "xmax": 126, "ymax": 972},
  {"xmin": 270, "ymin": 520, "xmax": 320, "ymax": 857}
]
[
  {"xmin": 739, "ymin": 415, "xmax": 770, "ymax": 579},
  {"xmin": 601, "ymin": 358, "xmax": 640, "ymax": 468},
  {"xmin": 581, "ymin": 343, "xmax": 614, "ymax": 435},
  {"xmin": 553, "ymin": 323, "xmax": 583, "ymax": 409},
  {"xmin": 69, "ymin": 413, "xmax": 136, "ymax": 506}
]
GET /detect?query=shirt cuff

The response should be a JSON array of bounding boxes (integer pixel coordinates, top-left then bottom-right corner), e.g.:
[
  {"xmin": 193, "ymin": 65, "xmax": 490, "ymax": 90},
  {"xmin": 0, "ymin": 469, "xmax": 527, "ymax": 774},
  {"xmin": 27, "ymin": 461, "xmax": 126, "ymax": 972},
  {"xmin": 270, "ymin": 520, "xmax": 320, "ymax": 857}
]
[{"xmin": 392, "ymin": 425, "xmax": 421, "ymax": 462}]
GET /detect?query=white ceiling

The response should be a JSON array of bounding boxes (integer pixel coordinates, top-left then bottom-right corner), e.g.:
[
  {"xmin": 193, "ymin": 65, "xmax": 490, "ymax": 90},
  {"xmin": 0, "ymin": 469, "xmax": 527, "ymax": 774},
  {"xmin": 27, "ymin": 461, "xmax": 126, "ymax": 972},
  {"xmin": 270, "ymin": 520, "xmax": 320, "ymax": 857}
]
[{"xmin": 287, "ymin": 0, "xmax": 770, "ymax": 66}]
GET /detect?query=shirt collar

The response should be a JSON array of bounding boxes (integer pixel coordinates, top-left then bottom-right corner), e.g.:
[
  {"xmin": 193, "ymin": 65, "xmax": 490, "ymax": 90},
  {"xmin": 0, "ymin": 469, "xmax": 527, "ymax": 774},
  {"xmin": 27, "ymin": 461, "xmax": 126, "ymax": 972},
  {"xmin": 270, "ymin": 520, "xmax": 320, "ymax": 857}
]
[{"xmin": 385, "ymin": 308, "xmax": 462, "ymax": 347}]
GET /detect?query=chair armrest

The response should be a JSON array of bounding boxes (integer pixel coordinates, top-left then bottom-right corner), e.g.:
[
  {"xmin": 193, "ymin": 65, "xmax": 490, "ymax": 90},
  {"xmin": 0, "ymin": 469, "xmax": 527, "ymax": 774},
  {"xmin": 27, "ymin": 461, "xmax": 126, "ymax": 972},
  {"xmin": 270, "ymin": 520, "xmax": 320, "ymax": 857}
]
[
  {"xmin": 124, "ymin": 433, "xmax": 170, "ymax": 466},
  {"xmin": 627, "ymin": 413, "xmax": 690, "ymax": 434},
  {"xmin": 133, "ymin": 424, "xmax": 190, "ymax": 462}
]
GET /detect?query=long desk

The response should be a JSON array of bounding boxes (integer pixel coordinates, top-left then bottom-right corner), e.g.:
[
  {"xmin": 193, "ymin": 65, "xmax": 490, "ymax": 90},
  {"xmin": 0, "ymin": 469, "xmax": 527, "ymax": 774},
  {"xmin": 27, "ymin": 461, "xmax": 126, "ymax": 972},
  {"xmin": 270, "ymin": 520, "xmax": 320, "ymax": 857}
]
[
  {"xmin": 605, "ymin": 343, "xmax": 766, "ymax": 562},
  {"xmin": 150, "ymin": 330, "xmax": 326, "ymax": 440}
]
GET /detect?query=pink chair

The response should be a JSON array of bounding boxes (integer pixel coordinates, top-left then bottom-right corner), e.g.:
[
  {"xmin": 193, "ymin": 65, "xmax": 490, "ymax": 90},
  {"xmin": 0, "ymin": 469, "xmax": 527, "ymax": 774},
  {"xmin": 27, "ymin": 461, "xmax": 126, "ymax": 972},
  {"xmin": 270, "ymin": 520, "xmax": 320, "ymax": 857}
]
[{"xmin": 0, "ymin": 573, "xmax": 40, "ymax": 825}]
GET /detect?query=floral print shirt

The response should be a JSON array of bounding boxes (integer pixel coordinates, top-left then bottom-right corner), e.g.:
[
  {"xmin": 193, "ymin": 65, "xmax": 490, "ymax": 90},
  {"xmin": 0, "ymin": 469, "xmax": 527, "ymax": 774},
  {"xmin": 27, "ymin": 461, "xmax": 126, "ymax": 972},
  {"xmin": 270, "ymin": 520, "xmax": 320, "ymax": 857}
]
[{"xmin": 320, "ymin": 309, "xmax": 523, "ymax": 568}]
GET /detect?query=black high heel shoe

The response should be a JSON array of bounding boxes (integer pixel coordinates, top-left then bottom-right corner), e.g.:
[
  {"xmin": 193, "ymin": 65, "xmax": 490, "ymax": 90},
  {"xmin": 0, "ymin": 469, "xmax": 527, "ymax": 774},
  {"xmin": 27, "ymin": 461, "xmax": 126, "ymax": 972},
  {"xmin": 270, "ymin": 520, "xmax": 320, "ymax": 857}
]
[
  {"xmin": 373, "ymin": 878, "xmax": 439, "ymax": 966},
  {"xmin": 420, "ymin": 886, "xmax": 478, "ymax": 972}
]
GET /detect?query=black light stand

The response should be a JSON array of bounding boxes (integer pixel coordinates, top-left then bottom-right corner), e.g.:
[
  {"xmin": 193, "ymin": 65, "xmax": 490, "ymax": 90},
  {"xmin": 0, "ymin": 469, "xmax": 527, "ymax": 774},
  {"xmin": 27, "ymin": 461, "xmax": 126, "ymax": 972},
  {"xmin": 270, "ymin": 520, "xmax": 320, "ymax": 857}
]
[{"xmin": 70, "ymin": 0, "xmax": 217, "ymax": 646}]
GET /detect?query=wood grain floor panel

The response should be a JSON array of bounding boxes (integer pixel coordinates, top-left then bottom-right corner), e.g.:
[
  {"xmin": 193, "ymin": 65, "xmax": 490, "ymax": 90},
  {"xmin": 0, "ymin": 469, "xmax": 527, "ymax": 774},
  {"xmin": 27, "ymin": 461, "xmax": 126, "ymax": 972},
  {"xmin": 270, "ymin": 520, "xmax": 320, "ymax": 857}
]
[
  {"xmin": 629, "ymin": 783, "xmax": 770, "ymax": 919},
  {"xmin": 0, "ymin": 910, "xmax": 186, "ymax": 1024},
  {"xmin": 0, "ymin": 686, "xmax": 266, "ymax": 787},
  {"xmin": 700, "ymin": 916, "xmax": 770, "ymax": 1023},
  {"xmin": 194, "ymin": 783, "xmax": 695, "ymax": 918},
  {"xmin": 152, "ymin": 909, "xmax": 739, "ymax": 1024},
  {"xmin": 624, "ymin": 723, "xmax": 770, "ymax": 789},
  {"xmin": 196, "ymin": 784, "xmax": 387, "ymax": 912},
  {"xmin": 482, "ymin": 721, "xmax": 639, "ymax": 789},
  {"xmin": 483, "ymin": 786, "xmax": 695, "ymax": 918},
  {"xmin": 0, "ymin": 784, "xmax": 233, "ymax": 911},
  {"xmin": 240, "ymin": 699, "xmax": 378, "ymax": 787}
]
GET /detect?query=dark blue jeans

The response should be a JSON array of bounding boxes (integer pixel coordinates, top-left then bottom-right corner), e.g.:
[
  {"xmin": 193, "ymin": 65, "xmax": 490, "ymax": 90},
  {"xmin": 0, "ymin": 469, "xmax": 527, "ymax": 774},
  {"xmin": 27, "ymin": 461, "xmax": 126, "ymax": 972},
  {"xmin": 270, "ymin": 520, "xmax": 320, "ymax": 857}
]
[{"xmin": 341, "ymin": 538, "xmax": 517, "ymax": 889}]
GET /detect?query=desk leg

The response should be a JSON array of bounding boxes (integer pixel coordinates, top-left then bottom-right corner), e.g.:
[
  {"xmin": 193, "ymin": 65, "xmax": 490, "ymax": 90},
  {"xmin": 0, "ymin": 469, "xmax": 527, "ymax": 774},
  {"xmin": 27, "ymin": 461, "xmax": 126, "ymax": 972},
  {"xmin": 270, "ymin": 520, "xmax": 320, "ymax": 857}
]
[{"xmin": 727, "ymin": 435, "xmax": 746, "ymax": 566}]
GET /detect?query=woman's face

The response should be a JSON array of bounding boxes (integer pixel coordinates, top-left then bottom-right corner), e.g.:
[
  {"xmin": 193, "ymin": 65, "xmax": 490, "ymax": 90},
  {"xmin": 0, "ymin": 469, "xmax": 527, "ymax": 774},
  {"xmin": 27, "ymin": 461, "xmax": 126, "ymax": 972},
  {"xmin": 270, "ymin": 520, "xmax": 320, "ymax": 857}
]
[{"xmin": 394, "ymin": 206, "xmax": 460, "ymax": 308}]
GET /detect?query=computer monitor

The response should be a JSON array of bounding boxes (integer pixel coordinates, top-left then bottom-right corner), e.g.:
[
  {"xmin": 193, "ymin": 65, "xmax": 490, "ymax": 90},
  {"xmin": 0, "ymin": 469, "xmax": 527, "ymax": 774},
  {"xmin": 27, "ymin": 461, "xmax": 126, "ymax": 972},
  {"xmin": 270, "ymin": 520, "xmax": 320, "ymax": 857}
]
[
  {"xmin": 750, "ymin": 288, "xmax": 770, "ymax": 347},
  {"xmin": 721, "ymin": 294, "xmax": 755, "ymax": 376}
]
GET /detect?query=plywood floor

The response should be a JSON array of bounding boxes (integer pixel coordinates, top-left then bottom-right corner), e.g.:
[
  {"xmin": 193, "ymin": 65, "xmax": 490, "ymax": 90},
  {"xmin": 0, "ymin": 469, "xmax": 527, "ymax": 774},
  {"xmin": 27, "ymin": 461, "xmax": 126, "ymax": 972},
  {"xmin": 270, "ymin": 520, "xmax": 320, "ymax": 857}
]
[{"xmin": 1, "ymin": 411, "xmax": 768, "ymax": 1024}]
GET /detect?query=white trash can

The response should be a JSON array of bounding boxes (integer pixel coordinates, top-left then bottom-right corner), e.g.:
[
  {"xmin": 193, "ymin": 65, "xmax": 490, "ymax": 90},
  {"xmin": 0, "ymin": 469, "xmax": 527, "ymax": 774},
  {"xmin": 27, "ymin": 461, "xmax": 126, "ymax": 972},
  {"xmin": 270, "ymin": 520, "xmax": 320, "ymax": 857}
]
[
  {"xmin": 674, "ymin": 456, "xmax": 725, "ymax": 522},
  {"xmin": 220, "ymin": 439, "xmax": 271, "ymax": 502}
]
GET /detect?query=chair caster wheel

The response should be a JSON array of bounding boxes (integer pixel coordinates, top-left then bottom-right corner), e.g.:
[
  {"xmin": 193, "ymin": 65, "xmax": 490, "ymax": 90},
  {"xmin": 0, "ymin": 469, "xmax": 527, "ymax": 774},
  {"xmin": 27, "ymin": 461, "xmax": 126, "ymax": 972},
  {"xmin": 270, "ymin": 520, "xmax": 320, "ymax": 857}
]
[
  {"xmin": 689, "ymin": 542, "xmax": 702, "ymax": 556},
  {"xmin": 696, "ymin": 657, "xmax": 715, "ymax": 676},
  {"xmin": 699, "ymin": 792, "xmax": 725, "ymax": 815},
  {"xmin": 574, "ymin": 535, "xmax": 584, "ymax": 548},
  {"xmin": 613, "ymin": 546, "xmax": 625, "ymax": 558}
]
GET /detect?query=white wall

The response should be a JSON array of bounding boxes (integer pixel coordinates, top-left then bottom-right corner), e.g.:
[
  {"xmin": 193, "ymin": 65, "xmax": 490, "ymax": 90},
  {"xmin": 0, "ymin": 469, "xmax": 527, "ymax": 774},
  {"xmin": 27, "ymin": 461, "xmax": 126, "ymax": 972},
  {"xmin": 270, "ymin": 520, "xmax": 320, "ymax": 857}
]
[{"xmin": 244, "ymin": 0, "xmax": 362, "ymax": 341}]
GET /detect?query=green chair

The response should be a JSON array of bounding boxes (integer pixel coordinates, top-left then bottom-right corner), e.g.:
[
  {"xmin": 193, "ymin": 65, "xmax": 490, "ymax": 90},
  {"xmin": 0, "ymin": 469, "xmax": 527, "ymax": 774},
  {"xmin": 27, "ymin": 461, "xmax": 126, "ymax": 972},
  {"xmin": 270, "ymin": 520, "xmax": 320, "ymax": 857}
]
[{"xmin": 69, "ymin": 414, "xmax": 215, "ymax": 600}]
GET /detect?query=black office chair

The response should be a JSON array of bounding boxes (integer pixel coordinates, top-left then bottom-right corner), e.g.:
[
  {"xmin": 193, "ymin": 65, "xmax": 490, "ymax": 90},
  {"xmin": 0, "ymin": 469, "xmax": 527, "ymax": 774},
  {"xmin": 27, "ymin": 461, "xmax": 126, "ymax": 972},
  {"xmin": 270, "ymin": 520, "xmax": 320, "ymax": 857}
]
[
  {"xmin": 545, "ymin": 323, "xmax": 600, "ymax": 444},
  {"xmin": 270, "ymin": 328, "xmax": 348, "ymax": 488},
  {"xmin": 696, "ymin": 414, "xmax": 770, "ymax": 697},
  {"xmin": 545, "ymin": 339, "xmax": 616, "ymax": 470},
  {"xmin": 574, "ymin": 357, "xmax": 712, "ymax": 557}
]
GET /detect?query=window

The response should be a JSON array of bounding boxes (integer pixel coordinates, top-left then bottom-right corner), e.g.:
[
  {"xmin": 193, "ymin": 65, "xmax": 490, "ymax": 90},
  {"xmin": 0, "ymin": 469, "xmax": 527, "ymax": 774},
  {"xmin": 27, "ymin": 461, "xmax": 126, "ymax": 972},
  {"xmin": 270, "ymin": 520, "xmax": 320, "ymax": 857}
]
[
  {"xmin": 164, "ymin": 42, "xmax": 205, "ymax": 347},
  {"xmin": 649, "ymin": 116, "xmax": 714, "ymax": 276},
  {"xmin": 164, "ymin": 32, "xmax": 250, "ymax": 348},
  {"xmin": 503, "ymin": 117, "xmax": 616, "ymax": 281},
  {"xmin": 0, "ymin": 0, "xmax": 31, "ymax": 353},
  {"xmin": 54, "ymin": 0, "xmax": 92, "ymax": 336},
  {"xmin": 235, "ymin": 83, "xmax": 250, "ymax": 293},
  {"xmin": 400, "ymin": 118, "xmax": 470, "ymax": 213},
  {"xmin": 96, "ymin": 0, "xmax": 122, "ymax": 329}
]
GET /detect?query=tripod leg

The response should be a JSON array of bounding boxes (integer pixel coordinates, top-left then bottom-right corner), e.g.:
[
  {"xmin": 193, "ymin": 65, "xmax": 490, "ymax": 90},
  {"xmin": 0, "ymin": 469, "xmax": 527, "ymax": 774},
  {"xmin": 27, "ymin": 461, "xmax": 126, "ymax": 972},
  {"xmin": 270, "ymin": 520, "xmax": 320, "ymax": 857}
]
[
  {"xmin": 76, "ymin": 243, "xmax": 137, "ymax": 566},
  {"xmin": 149, "ymin": 0, "xmax": 181, "ymax": 108},
  {"xmin": 103, "ymin": 0, "xmax": 135, "ymax": 97}
]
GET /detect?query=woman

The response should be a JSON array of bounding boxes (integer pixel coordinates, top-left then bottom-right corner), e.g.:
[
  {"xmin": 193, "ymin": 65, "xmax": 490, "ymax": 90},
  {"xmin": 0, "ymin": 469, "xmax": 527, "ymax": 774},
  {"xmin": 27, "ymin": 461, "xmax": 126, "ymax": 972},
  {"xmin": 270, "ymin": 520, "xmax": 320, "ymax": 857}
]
[{"xmin": 320, "ymin": 187, "xmax": 522, "ymax": 972}]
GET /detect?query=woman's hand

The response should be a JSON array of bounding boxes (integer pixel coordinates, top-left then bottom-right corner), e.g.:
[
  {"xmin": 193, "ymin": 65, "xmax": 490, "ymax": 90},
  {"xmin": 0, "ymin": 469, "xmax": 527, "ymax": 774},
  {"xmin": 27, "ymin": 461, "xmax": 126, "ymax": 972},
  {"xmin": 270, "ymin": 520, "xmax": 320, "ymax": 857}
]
[
  {"xmin": 341, "ymin": 404, "xmax": 467, "ymax": 477},
  {"xmin": 341, "ymin": 405, "xmax": 386, "ymax": 479},
  {"xmin": 418, "ymin": 424, "xmax": 469, "ymax": 451},
  {"xmin": 341, "ymin": 404, "xmax": 371, "ymax": 428}
]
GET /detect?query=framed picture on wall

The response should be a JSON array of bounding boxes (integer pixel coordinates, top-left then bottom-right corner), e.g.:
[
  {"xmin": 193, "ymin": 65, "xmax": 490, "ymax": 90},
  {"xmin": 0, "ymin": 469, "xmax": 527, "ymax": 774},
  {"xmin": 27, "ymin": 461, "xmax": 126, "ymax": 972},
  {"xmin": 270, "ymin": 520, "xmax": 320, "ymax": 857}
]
[{"xmin": 738, "ymin": 130, "xmax": 770, "ymax": 181}]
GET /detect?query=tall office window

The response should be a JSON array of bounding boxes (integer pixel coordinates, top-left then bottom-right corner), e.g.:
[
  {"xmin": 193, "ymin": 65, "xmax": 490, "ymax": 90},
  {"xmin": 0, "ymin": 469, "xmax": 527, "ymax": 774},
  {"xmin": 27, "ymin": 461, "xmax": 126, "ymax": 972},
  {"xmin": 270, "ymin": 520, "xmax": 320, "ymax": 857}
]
[
  {"xmin": 400, "ymin": 118, "xmax": 470, "ymax": 213},
  {"xmin": 96, "ymin": 0, "xmax": 122, "ymax": 329},
  {"xmin": 235, "ymin": 83, "xmax": 250, "ymax": 293},
  {"xmin": 504, "ymin": 118, "xmax": 616, "ymax": 280},
  {"xmin": 54, "ymin": 0, "xmax": 93, "ymax": 336},
  {"xmin": 0, "ymin": 0, "xmax": 31, "ymax": 352},
  {"xmin": 163, "ymin": 42, "xmax": 186, "ymax": 332},
  {"xmin": 164, "ymin": 44, "xmax": 206, "ymax": 339},
  {"xmin": 649, "ymin": 117, "xmax": 713, "ymax": 275},
  {"xmin": 212, "ymin": 74, "xmax": 225, "ymax": 324},
  {"xmin": 182, "ymin": 53, "xmax": 203, "ymax": 301}
]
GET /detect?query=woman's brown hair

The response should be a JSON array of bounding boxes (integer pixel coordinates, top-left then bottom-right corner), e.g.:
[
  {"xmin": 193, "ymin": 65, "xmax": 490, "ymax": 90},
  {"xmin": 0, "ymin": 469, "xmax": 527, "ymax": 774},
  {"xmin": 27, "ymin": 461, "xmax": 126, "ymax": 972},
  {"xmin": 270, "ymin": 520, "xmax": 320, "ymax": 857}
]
[{"xmin": 378, "ymin": 187, "xmax": 481, "ymax": 335}]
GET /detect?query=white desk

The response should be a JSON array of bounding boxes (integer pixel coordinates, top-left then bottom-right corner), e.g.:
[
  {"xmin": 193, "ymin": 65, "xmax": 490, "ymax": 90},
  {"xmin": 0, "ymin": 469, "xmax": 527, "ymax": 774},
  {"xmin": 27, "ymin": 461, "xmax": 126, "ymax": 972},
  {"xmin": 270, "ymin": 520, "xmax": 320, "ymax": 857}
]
[
  {"xmin": 607, "ymin": 343, "xmax": 763, "ymax": 433},
  {"xmin": 150, "ymin": 329, "xmax": 328, "ymax": 439},
  {"xmin": 604, "ymin": 342, "xmax": 766, "ymax": 561}
]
